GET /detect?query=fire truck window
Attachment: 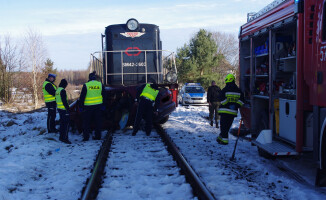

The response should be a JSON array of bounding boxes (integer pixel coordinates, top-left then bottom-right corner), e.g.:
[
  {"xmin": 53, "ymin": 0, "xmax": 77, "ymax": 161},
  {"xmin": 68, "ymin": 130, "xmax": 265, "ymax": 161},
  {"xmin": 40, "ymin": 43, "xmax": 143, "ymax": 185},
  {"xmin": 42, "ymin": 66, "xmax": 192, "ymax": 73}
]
[{"xmin": 323, "ymin": 3, "xmax": 326, "ymax": 41}]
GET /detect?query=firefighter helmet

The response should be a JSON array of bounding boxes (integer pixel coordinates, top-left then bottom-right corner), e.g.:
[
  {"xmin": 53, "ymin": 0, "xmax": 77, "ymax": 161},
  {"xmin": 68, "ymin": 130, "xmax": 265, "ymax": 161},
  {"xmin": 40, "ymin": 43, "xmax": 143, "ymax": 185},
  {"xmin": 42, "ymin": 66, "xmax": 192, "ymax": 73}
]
[{"xmin": 225, "ymin": 74, "xmax": 235, "ymax": 83}]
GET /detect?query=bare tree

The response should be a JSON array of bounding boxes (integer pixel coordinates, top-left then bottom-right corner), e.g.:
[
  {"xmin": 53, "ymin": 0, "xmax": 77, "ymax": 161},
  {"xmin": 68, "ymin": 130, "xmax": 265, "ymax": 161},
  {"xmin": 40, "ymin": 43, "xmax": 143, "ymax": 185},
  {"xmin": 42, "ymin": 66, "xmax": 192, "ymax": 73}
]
[
  {"xmin": 22, "ymin": 28, "xmax": 47, "ymax": 108},
  {"xmin": 0, "ymin": 35, "xmax": 20, "ymax": 103},
  {"xmin": 212, "ymin": 32, "xmax": 239, "ymax": 68}
]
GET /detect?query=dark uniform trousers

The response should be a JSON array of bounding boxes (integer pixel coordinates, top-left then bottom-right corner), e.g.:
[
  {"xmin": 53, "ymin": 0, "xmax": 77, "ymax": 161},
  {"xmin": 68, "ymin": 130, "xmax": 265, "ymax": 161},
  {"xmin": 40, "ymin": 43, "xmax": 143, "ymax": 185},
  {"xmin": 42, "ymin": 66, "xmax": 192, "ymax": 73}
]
[
  {"xmin": 58, "ymin": 109, "xmax": 70, "ymax": 141},
  {"xmin": 46, "ymin": 104, "xmax": 57, "ymax": 132},
  {"xmin": 209, "ymin": 101, "xmax": 220, "ymax": 122},
  {"xmin": 220, "ymin": 113, "xmax": 236, "ymax": 139},
  {"xmin": 133, "ymin": 98, "xmax": 154, "ymax": 135},
  {"xmin": 83, "ymin": 105, "xmax": 102, "ymax": 140}
]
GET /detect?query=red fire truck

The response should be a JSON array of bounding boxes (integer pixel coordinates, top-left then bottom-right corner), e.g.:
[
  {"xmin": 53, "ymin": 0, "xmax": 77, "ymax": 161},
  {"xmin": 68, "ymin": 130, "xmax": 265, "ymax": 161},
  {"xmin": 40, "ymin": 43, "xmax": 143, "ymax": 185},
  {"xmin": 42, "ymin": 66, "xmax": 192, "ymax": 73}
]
[{"xmin": 239, "ymin": 0, "xmax": 326, "ymax": 185}]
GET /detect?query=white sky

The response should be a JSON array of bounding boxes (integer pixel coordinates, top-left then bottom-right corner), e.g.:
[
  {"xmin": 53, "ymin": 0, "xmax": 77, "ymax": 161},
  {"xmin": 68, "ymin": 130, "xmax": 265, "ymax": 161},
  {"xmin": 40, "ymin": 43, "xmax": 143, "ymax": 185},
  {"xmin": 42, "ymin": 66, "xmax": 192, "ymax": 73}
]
[{"xmin": 0, "ymin": 0, "xmax": 275, "ymax": 70}]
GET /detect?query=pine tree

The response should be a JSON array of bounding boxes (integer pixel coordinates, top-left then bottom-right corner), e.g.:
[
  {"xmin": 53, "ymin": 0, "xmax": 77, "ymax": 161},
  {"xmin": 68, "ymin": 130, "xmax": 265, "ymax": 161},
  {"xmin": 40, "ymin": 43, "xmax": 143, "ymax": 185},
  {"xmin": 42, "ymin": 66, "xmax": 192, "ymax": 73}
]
[{"xmin": 176, "ymin": 29, "xmax": 223, "ymax": 89}]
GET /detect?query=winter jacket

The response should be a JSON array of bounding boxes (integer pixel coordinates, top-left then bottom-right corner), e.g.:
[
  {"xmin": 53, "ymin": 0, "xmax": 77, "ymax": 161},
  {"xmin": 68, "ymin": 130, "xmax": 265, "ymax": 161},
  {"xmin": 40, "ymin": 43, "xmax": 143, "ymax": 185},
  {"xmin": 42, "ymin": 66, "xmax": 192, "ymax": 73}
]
[
  {"xmin": 207, "ymin": 85, "xmax": 221, "ymax": 103},
  {"xmin": 218, "ymin": 82, "xmax": 244, "ymax": 116},
  {"xmin": 79, "ymin": 80, "xmax": 106, "ymax": 109},
  {"xmin": 58, "ymin": 80, "xmax": 70, "ymax": 111},
  {"xmin": 44, "ymin": 78, "xmax": 57, "ymax": 107},
  {"xmin": 135, "ymin": 83, "xmax": 161, "ymax": 111}
]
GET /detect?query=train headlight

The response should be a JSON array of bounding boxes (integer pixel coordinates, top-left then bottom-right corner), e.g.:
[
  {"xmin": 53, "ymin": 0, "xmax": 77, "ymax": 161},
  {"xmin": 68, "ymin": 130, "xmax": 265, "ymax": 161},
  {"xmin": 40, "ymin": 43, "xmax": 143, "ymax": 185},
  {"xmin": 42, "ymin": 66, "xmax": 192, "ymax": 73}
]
[
  {"xmin": 166, "ymin": 72, "xmax": 177, "ymax": 83},
  {"xmin": 126, "ymin": 18, "xmax": 139, "ymax": 31}
]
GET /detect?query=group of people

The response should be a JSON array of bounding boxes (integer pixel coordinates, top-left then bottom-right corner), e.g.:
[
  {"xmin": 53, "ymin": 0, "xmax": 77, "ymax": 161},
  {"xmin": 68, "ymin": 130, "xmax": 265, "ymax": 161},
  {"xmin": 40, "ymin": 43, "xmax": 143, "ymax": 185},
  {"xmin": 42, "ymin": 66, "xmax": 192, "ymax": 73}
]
[
  {"xmin": 42, "ymin": 71, "xmax": 160, "ymax": 144},
  {"xmin": 42, "ymin": 71, "xmax": 105, "ymax": 144},
  {"xmin": 207, "ymin": 74, "xmax": 244, "ymax": 145},
  {"xmin": 43, "ymin": 70, "xmax": 242, "ymax": 145}
]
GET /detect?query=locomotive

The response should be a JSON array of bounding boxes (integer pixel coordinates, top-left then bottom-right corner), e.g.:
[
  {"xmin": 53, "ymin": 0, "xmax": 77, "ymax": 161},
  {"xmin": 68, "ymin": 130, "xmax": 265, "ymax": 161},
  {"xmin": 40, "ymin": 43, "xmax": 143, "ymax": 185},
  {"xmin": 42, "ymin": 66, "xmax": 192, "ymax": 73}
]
[{"xmin": 70, "ymin": 19, "xmax": 178, "ymax": 132}]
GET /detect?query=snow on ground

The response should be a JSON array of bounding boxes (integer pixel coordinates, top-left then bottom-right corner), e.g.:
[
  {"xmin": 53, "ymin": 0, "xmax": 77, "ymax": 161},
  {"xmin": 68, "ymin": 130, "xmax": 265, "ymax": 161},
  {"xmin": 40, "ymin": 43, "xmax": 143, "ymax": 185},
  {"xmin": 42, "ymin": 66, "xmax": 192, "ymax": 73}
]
[
  {"xmin": 0, "ymin": 109, "xmax": 101, "ymax": 200},
  {"xmin": 98, "ymin": 130, "xmax": 195, "ymax": 200},
  {"xmin": 1, "ymin": 106, "xmax": 326, "ymax": 200},
  {"xmin": 164, "ymin": 105, "xmax": 326, "ymax": 200}
]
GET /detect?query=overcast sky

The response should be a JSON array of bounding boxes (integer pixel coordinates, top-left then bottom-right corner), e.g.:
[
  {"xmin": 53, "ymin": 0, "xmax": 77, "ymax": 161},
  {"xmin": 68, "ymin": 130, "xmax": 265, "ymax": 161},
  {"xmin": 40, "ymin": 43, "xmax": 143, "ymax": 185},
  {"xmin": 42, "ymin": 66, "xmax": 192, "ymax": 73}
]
[{"xmin": 0, "ymin": 0, "xmax": 275, "ymax": 70}]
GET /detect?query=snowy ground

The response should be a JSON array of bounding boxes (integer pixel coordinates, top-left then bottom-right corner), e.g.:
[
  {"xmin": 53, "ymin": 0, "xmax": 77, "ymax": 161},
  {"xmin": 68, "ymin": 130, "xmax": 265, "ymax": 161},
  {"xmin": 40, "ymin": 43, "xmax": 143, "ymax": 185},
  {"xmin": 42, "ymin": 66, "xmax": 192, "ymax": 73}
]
[
  {"xmin": 164, "ymin": 106, "xmax": 326, "ymax": 200},
  {"xmin": 0, "ymin": 106, "xmax": 326, "ymax": 199},
  {"xmin": 0, "ymin": 108, "xmax": 101, "ymax": 200},
  {"xmin": 98, "ymin": 130, "xmax": 195, "ymax": 200}
]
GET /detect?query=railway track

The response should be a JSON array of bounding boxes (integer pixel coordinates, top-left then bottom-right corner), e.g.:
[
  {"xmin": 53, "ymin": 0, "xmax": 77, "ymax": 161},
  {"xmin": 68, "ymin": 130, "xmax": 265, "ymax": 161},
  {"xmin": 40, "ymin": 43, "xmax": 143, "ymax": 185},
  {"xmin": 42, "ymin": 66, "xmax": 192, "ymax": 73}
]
[{"xmin": 80, "ymin": 125, "xmax": 216, "ymax": 200}]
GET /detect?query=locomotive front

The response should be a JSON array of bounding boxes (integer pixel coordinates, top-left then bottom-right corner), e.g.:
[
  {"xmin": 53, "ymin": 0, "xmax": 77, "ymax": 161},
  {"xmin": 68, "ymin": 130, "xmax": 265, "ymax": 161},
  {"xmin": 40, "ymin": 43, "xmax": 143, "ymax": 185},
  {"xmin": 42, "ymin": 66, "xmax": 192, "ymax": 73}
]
[
  {"xmin": 103, "ymin": 18, "xmax": 164, "ymax": 86},
  {"xmin": 69, "ymin": 19, "xmax": 178, "ymax": 133}
]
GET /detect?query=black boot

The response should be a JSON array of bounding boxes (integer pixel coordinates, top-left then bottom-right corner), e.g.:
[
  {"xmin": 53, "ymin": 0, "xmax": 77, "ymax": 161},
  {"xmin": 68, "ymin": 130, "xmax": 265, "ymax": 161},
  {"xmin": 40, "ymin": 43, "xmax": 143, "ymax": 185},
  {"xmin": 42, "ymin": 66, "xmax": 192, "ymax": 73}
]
[
  {"xmin": 210, "ymin": 120, "xmax": 213, "ymax": 126},
  {"xmin": 132, "ymin": 131, "xmax": 137, "ymax": 136},
  {"xmin": 60, "ymin": 138, "xmax": 72, "ymax": 144},
  {"xmin": 216, "ymin": 121, "xmax": 219, "ymax": 128}
]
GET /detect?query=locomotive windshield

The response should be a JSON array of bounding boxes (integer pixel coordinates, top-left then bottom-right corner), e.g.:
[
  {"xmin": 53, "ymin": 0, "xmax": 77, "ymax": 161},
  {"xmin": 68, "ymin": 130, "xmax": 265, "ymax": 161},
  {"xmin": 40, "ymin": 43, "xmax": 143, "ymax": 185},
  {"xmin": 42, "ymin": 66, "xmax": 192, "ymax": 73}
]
[
  {"xmin": 90, "ymin": 19, "xmax": 177, "ymax": 86},
  {"xmin": 104, "ymin": 21, "xmax": 163, "ymax": 85}
]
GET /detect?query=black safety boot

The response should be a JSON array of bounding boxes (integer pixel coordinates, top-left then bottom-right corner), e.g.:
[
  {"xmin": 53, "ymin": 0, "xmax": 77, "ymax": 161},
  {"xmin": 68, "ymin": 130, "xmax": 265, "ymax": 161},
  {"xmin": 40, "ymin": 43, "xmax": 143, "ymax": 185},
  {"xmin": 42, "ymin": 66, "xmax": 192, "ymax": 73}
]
[
  {"xmin": 132, "ymin": 131, "xmax": 137, "ymax": 136},
  {"xmin": 60, "ymin": 138, "xmax": 72, "ymax": 144},
  {"xmin": 210, "ymin": 120, "xmax": 213, "ymax": 126},
  {"xmin": 216, "ymin": 121, "xmax": 219, "ymax": 129},
  {"xmin": 146, "ymin": 132, "xmax": 151, "ymax": 136}
]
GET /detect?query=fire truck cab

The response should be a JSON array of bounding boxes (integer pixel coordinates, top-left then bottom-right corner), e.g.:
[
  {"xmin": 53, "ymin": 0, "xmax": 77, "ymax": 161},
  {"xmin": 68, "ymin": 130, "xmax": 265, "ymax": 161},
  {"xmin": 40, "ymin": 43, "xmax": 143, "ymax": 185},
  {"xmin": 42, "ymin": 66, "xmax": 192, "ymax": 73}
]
[{"xmin": 239, "ymin": 0, "xmax": 326, "ymax": 185}]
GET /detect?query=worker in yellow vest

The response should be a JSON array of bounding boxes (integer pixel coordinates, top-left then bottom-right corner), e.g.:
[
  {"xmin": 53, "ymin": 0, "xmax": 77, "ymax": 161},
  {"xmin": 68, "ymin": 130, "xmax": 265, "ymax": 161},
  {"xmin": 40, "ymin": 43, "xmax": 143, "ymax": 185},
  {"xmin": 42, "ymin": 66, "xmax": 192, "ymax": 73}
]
[
  {"xmin": 42, "ymin": 73, "xmax": 58, "ymax": 133},
  {"xmin": 79, "ymin": 71, "xmax": 105, "ymax": 141},
  {"xmin": 132, "ymin": 82, "xmax": 160, "ymax": 136},
  {"xmin": 55, "ymin": 79, "xmax": 71, "ymax": 144}
]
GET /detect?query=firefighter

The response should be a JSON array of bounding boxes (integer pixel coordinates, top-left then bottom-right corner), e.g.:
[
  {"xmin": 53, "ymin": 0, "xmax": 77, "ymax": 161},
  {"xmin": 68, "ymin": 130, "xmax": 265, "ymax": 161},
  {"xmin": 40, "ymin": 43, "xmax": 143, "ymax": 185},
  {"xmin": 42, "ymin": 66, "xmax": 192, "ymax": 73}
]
[
  {"xmin": 207, "ymin": 80, "xmax": 221, "ymax": 128},
  {"xmin": 55, "ymin": 79, "xmax": 71, "ymax": 144},
  {"xmin": 42, "ymin": 73, "xmax": 58, "ymax": 133},
  {"xmin": 217, "ymin": 74, "xmax": 244, "ymax": 145},
  {"xmin": 79, "ymin": 71, "xmax": 105, "ymax": 141},
  {"xmin": 132, "ymin": 82, "xmax": 160, "ymax": 136}
]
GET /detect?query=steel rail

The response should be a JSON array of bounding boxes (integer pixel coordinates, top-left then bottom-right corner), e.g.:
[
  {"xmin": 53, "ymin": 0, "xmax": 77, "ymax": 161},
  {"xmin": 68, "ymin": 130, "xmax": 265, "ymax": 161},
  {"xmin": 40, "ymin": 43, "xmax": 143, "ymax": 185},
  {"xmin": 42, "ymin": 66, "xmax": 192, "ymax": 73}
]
[
  {"xmin": 154, "ymin": 124, "xmax": 216, "ymax": 200},
  {"xmin": 80, "ymin": 125, "xmax": 216, "ymax": 200},
  {"xmin": 80, "ymin": 130, "xmax": 113, "ymax": 200}
]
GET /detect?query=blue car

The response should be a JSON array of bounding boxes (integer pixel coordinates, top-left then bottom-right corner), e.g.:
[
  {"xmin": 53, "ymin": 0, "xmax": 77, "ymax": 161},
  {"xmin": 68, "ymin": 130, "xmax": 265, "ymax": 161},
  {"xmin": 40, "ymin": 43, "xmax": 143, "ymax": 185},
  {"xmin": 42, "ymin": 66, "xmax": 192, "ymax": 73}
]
[{"xmin": 179, "ymin": 83, "xmax": 208, "ymax": 106}]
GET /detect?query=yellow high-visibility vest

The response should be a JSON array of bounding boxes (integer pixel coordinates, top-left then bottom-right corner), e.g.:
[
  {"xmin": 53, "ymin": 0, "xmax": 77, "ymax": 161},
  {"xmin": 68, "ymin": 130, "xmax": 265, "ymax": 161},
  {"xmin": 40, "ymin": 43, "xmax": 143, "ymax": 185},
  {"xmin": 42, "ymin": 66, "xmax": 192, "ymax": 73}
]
[
  {"xmin": 42, "ymin": 81, "xmax": 57, "ymax": 103},
  {"xmin": 140, "ymin": 84, "xmax": 159, "ymax": 101},
  {"xmin": 84, "ymin": 81, "xmax": 103, "ymax": 106},
  {"xmin": 55, "ymin": 87, "xmax": 68, "ymax": 110}
]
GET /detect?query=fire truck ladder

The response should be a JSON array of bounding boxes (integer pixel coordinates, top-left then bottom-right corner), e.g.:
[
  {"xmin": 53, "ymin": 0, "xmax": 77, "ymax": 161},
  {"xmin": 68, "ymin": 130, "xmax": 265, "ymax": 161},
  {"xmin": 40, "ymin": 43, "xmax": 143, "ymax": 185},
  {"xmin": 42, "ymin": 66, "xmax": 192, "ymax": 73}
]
[{"xmin": 247, "ymin": 0, "xmax": 290, "ymax": 22}]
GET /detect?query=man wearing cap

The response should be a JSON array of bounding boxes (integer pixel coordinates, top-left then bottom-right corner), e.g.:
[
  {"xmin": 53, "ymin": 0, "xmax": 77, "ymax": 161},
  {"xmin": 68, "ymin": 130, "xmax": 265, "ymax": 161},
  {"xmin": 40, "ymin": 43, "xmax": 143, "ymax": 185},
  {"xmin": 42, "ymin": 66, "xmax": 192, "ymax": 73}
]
[
  {"xmin": 56, "ymin": 79, "xmax": 71, "ymax": 144},
  {"xmin": 217, "ymin": 74, "xmax": 244, "ymax": 145},
  {"xmin": 79, "ymin": 71, "xmax": 105, "ymax": 141},
  {"xmin": 132, "ymin": 82, "xmax": 160, "ymax": 136},
  {"xmin": 42, "ymin": 73, "xmax": 58, "ymax": 133}
]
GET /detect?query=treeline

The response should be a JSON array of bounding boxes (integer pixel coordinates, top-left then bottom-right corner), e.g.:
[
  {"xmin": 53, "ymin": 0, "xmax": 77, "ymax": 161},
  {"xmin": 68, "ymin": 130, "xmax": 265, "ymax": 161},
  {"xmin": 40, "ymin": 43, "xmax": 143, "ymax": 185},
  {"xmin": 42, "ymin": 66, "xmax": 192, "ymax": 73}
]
[
  {"xmin": 176, "ymin": 30, "xmax": 239, "ymax": 89},
  {"xmin": 0, "ymin": 30, "xmax": 88, "ymax": 109},
  {"xmin": 57, "ymin": 69, "xmax": 89, "ymax": 86}
]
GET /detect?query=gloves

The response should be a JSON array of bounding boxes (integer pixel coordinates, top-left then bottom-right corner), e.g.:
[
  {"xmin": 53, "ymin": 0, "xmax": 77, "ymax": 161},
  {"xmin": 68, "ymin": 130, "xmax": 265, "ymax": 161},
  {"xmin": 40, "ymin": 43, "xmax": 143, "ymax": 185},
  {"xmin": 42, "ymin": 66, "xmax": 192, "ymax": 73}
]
[{"xmin": 101, "ymin": 105, "xmax": 106, "ymax": 111}]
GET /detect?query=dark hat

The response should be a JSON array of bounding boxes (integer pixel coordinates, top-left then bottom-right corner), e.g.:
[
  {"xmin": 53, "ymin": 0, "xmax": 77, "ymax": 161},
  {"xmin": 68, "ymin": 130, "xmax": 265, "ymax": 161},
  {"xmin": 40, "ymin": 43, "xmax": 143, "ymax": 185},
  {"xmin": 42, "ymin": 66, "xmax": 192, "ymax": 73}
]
[
  {"xmin": 48, "ymin": 73, "xmax": 56, "ymax": 79},
  {"xmin": 89, "ymin": 71, "xmax": 96, "ymax": 80},
  {"xmin": 59, "ymin": 79, "xmax": 68, "ymax": 88},
  {"xmin": 150, "ymin": 83, "xmax": 158, "ymax": 90}
]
